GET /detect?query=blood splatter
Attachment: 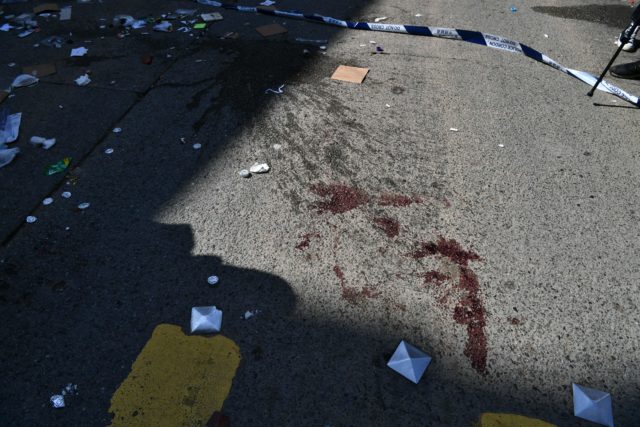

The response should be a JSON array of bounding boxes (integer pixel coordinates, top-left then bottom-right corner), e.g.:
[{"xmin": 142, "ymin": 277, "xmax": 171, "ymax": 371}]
[
  {"xmin": 409, "ymin": 237, "xmax": 480, "ymax": 267},
  {"xmin": 378, "ymin": 193, "xmax": 423, "ymax": 207},
  {"xmin": 408, "ymin": 237, "xmax": 487, "ymax": 375},
  {"xmin": 310, "ymin": 184, "xmax": 369, "ymax": 214},
  {"xmin": 421, "ymin": 270, "xmax": 450, "ymax": 286},
  {"xmin": 295, "ymin": 233, "xmax": 320, "ymax": 251},
  {"xmin": 372, "ymin": 217, "xmax": 400, "ymax": 238},
  {"xmin": 333, "ymin": 265, "xmax": 381, "ymax": 305}
]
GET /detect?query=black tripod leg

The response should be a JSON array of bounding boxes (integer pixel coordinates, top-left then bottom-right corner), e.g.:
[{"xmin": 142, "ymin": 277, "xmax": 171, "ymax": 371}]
[{"xmin": 587, "ymin": 43, "xmax": 625, "ymax": 97}]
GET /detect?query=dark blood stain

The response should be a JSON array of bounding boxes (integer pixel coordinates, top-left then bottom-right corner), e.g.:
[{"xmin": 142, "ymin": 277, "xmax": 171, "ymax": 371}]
[
  {"xmin": 508, "ymin": 317, "xmax": 521, "ymax": 325},
  {"xmin": 333, "ymin": 265, "xmax": 381, "ymax": 305},
  {"xmin": 408, "ymin": 237, "xmax": 487, "ymax": 375},
  {"xmin": 295, "ymin": 233, "xmax": 320, "ymax": 250},
  {"xmin": 310, "ymin": 183, "xmax": 369, "ymax": 214},
  {"xmin": 378, "ymin": 193, "xmax": 423, "ymax": 207},
  {"xmin": 409, "ymin": 237, "xmax": 481, "ymax": 266},
  {"xmin": 372, "ymin": 217, "xmax": 400, "ymax": 238},
  {"xmin": 422, "ymin": 270, "xmax": 450, "ymax": 286}
]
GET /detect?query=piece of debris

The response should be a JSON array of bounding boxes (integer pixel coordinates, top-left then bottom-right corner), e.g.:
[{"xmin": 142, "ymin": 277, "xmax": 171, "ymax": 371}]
[
  {"xmin": 265, "ymin": 84, "xmax": 285, "ymax": 94},
  {"xmin": 0, "ymin": 24, "xmax": 13, "ymax": 32},
  {"xmin": 374, "ymin": 16, "xmax": 388, "ymax": 22},
  {"xmin": 113, "ymin": 15, "xmax": 135, "ymax": 27},
  {"xmin": 141, "ymin": 54, "xmax": 153, "ymax": 65},
  {"xmin": 153, "ymin": 21, "xmax": 173, "ymax": 32},
  {"xmin": 573, "ymin": 384, "xmax": 614, "ymax": 427},
  {"xmin": 77, "ymin": 202, "xmax": 90, "ymax": 210},
  {"xmin": 0, "ymin": 110, "xmax": 22, "ymax": 144},
  {"xmin": 26, "ymin": 215, "xmax": 37, "ymax": 223},
  {"xmin": 70, "ymin": 47, "xmax": 88, "ymax": 57},
  {"xmin": 260, "ymin": 0, "xmax": 276, "ymax": 5},
  {"xmin": 30, "ymin": 136, "xmax": 56, "ymax": 149},
  {"xmin": 220, "ymin": 31, "xmax": 238, "ymax": 39},
  {"xmin": 256, "ymin": 23, "xmax": 287, "ymax": 37},
  {"xmin": 449, "ymin": 128, "xmax": 459, "ymax": 132},
  {"xmin": 190, "ymin": 306, "xmax": 223, "ymax": 334},
  {"xmin": 22, "ymin": 63, "xmax": 57, "ymax": 77},
  {"xmin": 273, "ymin": 144, "xmax": 282, "ymax": 150},
  {"xmin": 59, "ymin": 6, "xmax": 71, "ymax": 21},
  {"xmin": 18, "ymin": 29, "xmax": 34, "ymax": 38},
  {"xmin": 50, "ymin": 394, "xmax": 64, "ymax": 408},
  {"xmin": 415, "ymin": 13, "xmax": 423, "ymax": 17},
  {"xmin": 201, "ymin": 12, "xmax": 223, "ymax": 22},
  {"xmin": 249, "ymin": 162, "xmax": 270, "ymax": 173},
  {"xmin": 331, "ymin": 65, "xmax": 370, "ymax": 84},
  {"xmin": 112, "ymin": 127, "xmax": 122, "ymax": 133},
  {"xmin": 498, "ymin": 144, "xmax": 504, "ymax": 148},
  {"xmin": 544, "ymin": 34, "xmax": 549, "ymax": 38},
  {"xmin": 40, "ymin": 36, "xmax": 64, "ymax": 48},
  {"xmin": 387, "ymin": 340, "xmax": 432, "ymax": 384},
  {"xmin": 74, "ymin": 74, "xmax": 90, "ymax": 86},
  {"xmin": 239, "ymin": 169, "xmax": 250, "ymax": 178},
  {"xmin": 11, "ymin": 74, "xmax": 39, "ymax": 88},
  {"xmin": 61, "ymin": 191, "xmax": 71, "ymax": 198},
  {"xmin": 207, "ymin": 275, "xmax": 219, "ymax": 285},
  {"xmin": 510, "ymin": 6, "xmax": 517, "ymax": 12},
  {"xmin": 192, "ymin": 143, "xmax": 202, "ymax": 150},
  {"xmin": 45, "ymin": 157, "xmax": 71, "ymax": 176},
  {"xmin": 294, "ymin": 37, "xmax": 328, "ymax": 45},
  {"xmin": 0, "ymin": 147, "xmax": 19, "ymax": 168},
  {"xmin": 43, "ymin": 197, "xmax": 53, "ymax": 205},
  {"xmin": 193, "ymin": 22, "xmax": 206, "ymax": 30},
  {"xmin": 242, "ymin": 309, "xmax": 260, "ymax": 320},
  {"xmin": 104, "ymin": 148, "xmax": 114, "ymax": 154}
]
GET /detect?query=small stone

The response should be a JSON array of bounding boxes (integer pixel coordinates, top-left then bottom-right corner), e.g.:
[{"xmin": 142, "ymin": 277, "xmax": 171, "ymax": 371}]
[
  {"xmin": 43, "ymin": 197, "xmax": 54, "ymax": 205},
  {"xmin": 26, "ymin": 216, "xmax": 37, "ymax": 223},
  {"xmin": 61, "ymin": 191, "xmax": 71, "ymax": 198},
  {"xmin": 239, "ymin": 169, "xmax": 251, "ymax": 178},
  {"xmin": 207, "ymin": 275, "xmax": 219, "ymax": 285},
  {"xmin": 77, "ymin": 202, "xmax": 90, "ymax": 210},
  {"xmin": 249, "ymin": 163, "xmax": 270, "ymax": 174}
]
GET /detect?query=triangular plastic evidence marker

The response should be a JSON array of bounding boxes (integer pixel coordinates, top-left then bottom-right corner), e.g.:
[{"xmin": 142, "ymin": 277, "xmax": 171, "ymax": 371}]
[
  {"xmin": 190, "ymin": 306, "xmax": 223, "ymax": 334},
  {"xmin": 573, "ymin": 383, "xmax": 614, "ymax": 427},
  {"xmin": 387, "ymin": 340, "xmax": 432, "ymax": 384}
]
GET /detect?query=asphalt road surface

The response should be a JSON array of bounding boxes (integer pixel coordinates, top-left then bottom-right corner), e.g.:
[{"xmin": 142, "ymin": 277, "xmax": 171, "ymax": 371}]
[{"xmin": 1, "ymin": 0, "xmax": 639, "ymax": 426}]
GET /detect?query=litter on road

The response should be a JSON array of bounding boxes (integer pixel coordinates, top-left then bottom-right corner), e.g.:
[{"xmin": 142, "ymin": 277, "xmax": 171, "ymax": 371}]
[
  {"xmin": 74, "ymin": 74, "xmax": 91, "ymax": 86},
  {"xmin": 573, "ymin": 384, "xmax": 614, "ymax": 427},
  {"xmin": 0, "ymin": 110, "xmax": 22, "ymax": 144},
  {"xmin": 11, "ymin": 74, "xmax": 39, "ymax": 88},
  {"xmin": 190, "ymin": 306, "xmax": 223, "ymax": 334},
  {"xmin": 242, "ymin": 310, "xmax": 260, "ymax": 320},
  {"xmin": 255, "ymin": 23, "xmax": 287, "ymax": 37},
  {"xmin": 61, "ymin": 191, "xmax": 71, "ymax": 198},
  {"xmin": 207, "ymin": 275, "xmax": 219, "ymax": 285},
  {"xmin": 70, "ymin": 47, "xmax": 88, "ymax": 57},
  {"xmin": 265, "ymin": 84, "xmax": 285, "ymax": 94},
  {"xmin": 50, "ymin": 395, "xmax": 64, "ymax": 408},
  {"xmin": 331, "ymin": 65, "xmax": 369, "ymax": 84},
  {"xmin": 25, "ymin": 215, "xmax": 37, "ymax": 223},
  {"xmin": 387, "ymin": 340, "xmax": 432, "ymax": 384},
  {"xmin": 239, "ymin": 169, "xmax": 250, "ymax": 178},
  {"xmin": 45, "ymin": 157, "xmax": 71, "ymax": 176},
  {"xmin": 201, "ymin": 12, "xmax": 223, "ymax": 22},
  {"xmin": 77, "ymin": 202, "xmax": 90, "ymax": 210},
  {"xmin": 30, "ymin": 136, "xmax": 56, "ymax": 149},
  {"xmin": 0, "ymin": 147, "xmax": 19, "ymax": 168},
  {"xmin": 42, "ymin": 197, "xmax": 53, "ymax": 205},
  {"xmin": 104, "ymin": 148, "xmax": 114, "ymax": 154}
]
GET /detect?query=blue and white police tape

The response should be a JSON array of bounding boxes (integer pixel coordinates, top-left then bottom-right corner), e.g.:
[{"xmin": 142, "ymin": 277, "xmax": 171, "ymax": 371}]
[{"xmin": 197, "ymin": 0, "xmax": 640, "ymax": 107}]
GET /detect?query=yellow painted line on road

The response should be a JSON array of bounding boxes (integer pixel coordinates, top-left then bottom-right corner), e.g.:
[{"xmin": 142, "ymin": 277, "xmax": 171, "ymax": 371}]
[
  {"xmin": 108, "ymin": 324, "xmax": 240, "ymax": 427},
  {"xmin": 475, "ymin": 413, "xmax": 556, "ymax": 427}
]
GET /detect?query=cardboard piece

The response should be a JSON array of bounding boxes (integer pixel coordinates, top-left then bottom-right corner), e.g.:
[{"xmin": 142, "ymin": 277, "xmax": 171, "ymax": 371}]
[
  {"xmin": 573, "ymin": 384, "xmax": 614, "ymax": 427},
  {"xmin": 387, "ymin": 340, "xmax": 431, "ymax": 384},
  {"xmin": 22, "ymin": 63, "xmax": 57, "ymax": 77},
  {"xmin": 255, "ymin": 23, "xmax": 287, "ymax": 37},
  {"xmin": 331, "ymin": 65, "xmax": 370, "ymax": 84},
  {"xmin": 33, "ymin": 3, "xmax": 59, "ymax": 14}
]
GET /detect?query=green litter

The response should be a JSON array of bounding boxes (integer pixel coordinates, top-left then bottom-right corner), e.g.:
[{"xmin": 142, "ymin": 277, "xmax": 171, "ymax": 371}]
[
  {"xmin": 193, "ymin": 23, "xmax": 207, "ymax": 29},
  {"xmin": 45, "ymin": 157, "xmax": 71, "ymax": 176}
]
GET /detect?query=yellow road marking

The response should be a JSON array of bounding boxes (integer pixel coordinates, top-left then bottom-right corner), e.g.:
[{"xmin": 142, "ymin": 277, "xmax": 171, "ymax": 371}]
[
  {"xmin": 475, "ymin": 413, "xmax": 556, "ymax": 427},
  {"xmin": 108, "ymin": 324, "xmax": 240, "ymax": 427}
]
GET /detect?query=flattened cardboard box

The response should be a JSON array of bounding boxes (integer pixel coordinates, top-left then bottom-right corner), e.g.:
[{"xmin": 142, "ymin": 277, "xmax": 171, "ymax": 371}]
[{"xmin": 331, "ymin": 65, "xmax": 369, "ymax": 83}]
